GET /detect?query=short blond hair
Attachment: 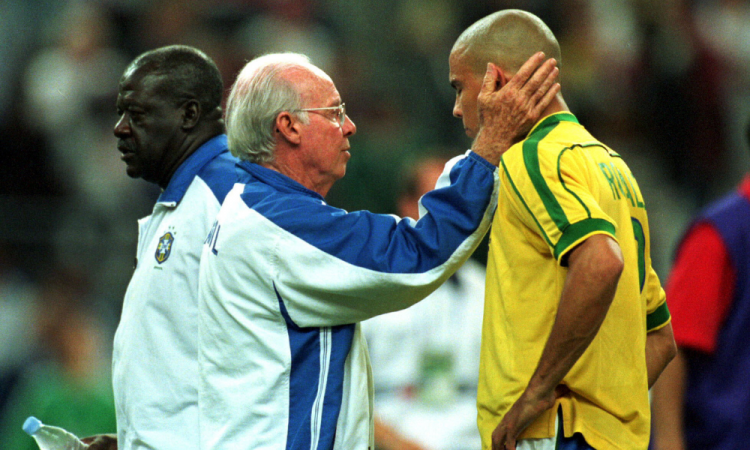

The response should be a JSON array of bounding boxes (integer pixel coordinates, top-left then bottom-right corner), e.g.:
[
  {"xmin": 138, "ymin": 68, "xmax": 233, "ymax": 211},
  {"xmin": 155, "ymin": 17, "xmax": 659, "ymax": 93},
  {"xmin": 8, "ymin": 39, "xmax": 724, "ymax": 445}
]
[{"xmin": 452, "ymin": 9, "xmax": 561, "ymax": 77}]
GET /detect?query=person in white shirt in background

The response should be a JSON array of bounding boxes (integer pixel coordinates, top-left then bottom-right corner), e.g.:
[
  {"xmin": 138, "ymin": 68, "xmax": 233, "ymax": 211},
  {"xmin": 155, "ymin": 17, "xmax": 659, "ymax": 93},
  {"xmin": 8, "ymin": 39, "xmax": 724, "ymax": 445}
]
[{"xmin": 366, "ymin": 155, "xmax": 486, "ymax": 450}]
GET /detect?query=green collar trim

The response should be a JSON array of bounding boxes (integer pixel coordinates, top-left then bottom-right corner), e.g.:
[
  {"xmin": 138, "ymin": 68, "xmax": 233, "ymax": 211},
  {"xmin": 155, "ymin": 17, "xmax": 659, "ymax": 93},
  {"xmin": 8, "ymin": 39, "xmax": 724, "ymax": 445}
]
[{"xmin": 526, "ymin": 112, "xmax": 578, "ymax": 139}]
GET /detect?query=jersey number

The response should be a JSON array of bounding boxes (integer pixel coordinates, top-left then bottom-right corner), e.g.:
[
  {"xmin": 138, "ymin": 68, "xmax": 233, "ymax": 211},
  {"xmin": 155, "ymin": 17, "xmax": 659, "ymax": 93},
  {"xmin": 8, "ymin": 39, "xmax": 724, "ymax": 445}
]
[{"xmin": 631, "ymin": 218, "xmax": 645, "ymax": 292}]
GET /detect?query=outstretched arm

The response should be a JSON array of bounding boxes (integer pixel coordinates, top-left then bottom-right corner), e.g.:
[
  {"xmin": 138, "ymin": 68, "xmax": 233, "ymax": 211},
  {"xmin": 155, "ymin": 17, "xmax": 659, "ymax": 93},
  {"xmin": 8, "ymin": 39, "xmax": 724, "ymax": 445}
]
[{"xmin": 491, "ymin": 235, "xmax": 623, "ymax": 450}]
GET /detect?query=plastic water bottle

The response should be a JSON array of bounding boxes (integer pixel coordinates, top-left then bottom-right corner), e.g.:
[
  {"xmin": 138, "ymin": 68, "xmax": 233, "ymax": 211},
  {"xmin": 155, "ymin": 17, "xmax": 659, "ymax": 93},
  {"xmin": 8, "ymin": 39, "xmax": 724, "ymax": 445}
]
[{"xmin": 22, "ymin": 416, "xmax": 89, "ymax": 450}]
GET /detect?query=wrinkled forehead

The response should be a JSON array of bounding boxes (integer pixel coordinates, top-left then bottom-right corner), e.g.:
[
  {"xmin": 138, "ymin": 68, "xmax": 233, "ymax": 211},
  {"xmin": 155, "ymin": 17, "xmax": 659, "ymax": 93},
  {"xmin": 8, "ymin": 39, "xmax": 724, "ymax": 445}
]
[
  {"xmin": 118, "ymin": 67, "xmax": 168, "ymax": 99},
  {"xmin": 118, "ymin": 63, "xmax": 145, "ymax": 91}
]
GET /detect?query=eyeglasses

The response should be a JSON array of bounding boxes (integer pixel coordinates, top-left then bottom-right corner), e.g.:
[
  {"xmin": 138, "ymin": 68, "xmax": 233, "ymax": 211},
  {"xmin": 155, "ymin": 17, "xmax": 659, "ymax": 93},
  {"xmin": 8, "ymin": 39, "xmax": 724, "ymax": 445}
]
[{"xmin": 299, "ymin": 103, "xmax": 346, "ymax": 127}]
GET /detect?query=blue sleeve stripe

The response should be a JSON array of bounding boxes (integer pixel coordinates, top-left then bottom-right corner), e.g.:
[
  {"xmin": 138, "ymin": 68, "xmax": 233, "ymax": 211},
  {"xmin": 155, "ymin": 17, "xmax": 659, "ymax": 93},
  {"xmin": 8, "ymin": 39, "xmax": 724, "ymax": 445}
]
[{"xmin": 241, "ymin": 154, "xmax": 495, "ymax": 274}]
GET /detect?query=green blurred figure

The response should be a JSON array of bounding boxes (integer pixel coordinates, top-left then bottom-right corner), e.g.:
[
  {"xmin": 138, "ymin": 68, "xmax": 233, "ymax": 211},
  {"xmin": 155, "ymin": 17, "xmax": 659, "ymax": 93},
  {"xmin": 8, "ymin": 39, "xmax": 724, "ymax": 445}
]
[{"xmin": 0, "ymin": 268, "xmax": 116, "ymax": 449}]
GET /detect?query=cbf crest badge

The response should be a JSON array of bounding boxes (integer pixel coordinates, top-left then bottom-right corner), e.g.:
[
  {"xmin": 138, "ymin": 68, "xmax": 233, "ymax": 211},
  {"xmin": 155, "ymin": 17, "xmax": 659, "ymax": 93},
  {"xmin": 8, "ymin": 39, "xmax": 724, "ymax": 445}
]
[{"xmin": 155, "ymin": 231, "xmax": 175, "ymax": 264}]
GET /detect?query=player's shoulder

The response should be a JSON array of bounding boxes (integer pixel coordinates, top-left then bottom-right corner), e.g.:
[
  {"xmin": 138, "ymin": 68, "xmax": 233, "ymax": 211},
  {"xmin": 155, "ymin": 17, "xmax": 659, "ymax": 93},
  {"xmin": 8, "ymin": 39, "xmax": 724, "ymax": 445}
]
[
  {"xmin": 500, "ymin": 132, "xmax": 573, "ymax": 172},
  {"xmin": 536, "ymin": 123, "xmax": 615, "ymax": 167},
  {"xmin": 197, "ymin": 147, "xmax": 238, "ymax": 179}
]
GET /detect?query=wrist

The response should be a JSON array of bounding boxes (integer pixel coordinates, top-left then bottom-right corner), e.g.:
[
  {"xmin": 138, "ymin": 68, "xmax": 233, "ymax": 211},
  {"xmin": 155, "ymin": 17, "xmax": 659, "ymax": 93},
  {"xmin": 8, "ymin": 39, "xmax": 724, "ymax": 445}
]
[{"xmin": 471, "ymin": 130, "xmax": 509, "ymax": 166}]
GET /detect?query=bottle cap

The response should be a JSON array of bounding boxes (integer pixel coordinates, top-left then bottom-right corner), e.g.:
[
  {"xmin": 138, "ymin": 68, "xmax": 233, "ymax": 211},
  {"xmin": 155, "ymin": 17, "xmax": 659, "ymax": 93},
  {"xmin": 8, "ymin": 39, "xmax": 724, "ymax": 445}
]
[{"xmin": 23, "ymin": 416, "xmax": 42, "ymax": 435}]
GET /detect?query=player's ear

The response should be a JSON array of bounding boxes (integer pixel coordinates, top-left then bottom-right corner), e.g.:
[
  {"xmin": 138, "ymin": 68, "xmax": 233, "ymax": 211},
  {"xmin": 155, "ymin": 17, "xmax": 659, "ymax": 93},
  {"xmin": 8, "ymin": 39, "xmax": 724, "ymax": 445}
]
[
  {"xmin": 495, "ymin": 66, "xmax": 509, "ymax": 89},
  {"xmin": 482, "ymin": 63, "xmax": 509, "ymax": 91}
]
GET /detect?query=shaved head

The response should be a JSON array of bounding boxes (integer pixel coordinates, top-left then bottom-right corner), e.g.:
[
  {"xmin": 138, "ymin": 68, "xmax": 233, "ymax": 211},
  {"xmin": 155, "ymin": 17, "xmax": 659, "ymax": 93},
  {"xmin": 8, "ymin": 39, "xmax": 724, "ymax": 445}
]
[{"xmin": 452, "ymin": 9, "xmax": 561, "ymax": 77}]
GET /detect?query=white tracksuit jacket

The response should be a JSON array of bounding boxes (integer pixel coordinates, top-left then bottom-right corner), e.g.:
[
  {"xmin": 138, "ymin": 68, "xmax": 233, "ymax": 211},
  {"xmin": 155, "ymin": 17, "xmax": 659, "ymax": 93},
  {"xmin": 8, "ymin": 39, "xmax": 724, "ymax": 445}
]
[
  {"xmin": 113, "ymin": 135, "xmax": 237, "ymax": 450},
  {"xmin": 198, "ymin": 150, "xmax": 498, "ymax": 450}
]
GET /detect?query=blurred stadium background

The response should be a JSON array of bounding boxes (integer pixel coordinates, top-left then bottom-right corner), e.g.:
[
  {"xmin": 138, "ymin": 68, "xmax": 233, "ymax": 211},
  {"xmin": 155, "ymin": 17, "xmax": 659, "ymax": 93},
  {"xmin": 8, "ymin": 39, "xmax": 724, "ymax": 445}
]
[{"xmin": 0, "ymin": 0, "xmax": 748, "ymax": 445}]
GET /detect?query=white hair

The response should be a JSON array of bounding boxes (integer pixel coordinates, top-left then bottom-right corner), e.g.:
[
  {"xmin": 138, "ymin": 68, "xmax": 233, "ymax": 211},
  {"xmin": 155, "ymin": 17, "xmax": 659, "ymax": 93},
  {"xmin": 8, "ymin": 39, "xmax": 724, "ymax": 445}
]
[{"xmin": 225, "ymin": 53, "xmax": 316, "ymax": 163}]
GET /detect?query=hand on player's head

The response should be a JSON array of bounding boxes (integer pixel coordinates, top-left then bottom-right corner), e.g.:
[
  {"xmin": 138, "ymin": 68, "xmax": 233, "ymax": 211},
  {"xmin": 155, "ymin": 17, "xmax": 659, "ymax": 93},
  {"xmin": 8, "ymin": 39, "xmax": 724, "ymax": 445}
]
[{"xmin": 471, "ymin": 53, "xmax": 560, "ymax": 165}]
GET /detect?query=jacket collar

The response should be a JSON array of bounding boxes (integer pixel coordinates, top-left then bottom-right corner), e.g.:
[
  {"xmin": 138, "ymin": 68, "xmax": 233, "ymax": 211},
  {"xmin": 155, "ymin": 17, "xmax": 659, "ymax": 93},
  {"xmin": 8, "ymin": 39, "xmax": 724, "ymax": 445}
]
[
  {"xmin": 158, "ymin": 134, "xmax": 228, "ymax": 205},
  {"xmin": 237, "ymin": 160, "xmax": 325, "ymax": 201}
]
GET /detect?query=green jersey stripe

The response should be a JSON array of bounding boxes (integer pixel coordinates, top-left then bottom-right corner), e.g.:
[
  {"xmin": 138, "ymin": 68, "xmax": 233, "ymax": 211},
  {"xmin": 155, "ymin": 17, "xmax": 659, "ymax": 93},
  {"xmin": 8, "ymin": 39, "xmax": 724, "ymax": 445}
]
[
  {"xmin": 522, "ymin": 114, "xmax": 579, "ymax": 235},
  {"xmin": 647, "ymin": 301, "xmax": 671, "ymax": 331},
  {"xmin": 523, "ymin": 124, "xmax": 568, "ymax": 232},
  {"xmin": 525, "ymin": 112, "xmax": 579, "ymax": 136},
  {"xmin": 501, "ymin": 157, "xmax": 554, "ymax": 248},
  {"xmin": 558, "ymin": 146, "xmax": 592, "ymax": 218},
  {"xmin": 553, "ymin": 218, "xmax": 617, "ymax": 262}
]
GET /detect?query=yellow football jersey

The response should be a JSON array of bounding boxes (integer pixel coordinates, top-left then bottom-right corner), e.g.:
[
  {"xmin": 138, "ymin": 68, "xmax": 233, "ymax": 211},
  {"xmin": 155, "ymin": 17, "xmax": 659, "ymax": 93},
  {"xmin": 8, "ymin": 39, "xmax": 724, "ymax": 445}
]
[{"xmin": 478, "ymin": 112, "xmax": 670, "ymax": 449}]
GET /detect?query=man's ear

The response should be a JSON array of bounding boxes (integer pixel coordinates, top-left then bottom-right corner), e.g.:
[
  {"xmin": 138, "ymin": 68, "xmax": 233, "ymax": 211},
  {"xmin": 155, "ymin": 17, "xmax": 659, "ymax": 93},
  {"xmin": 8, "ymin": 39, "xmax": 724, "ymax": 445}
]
[
  {"xmin": 275, "ymin": 112, "xmax": 302, "ymax": 145},
  {"xmin": 182, "ymin": 99, "xmax": 201, "ymax": 130}
]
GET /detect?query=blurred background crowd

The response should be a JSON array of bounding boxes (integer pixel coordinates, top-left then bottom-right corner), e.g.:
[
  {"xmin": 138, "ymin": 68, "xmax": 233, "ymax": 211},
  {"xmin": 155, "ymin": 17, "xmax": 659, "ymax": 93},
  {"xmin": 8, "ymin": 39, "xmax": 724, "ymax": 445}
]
[{"xmin": 0, "ymin": 0, "xmax": 748, "ymax": 448}]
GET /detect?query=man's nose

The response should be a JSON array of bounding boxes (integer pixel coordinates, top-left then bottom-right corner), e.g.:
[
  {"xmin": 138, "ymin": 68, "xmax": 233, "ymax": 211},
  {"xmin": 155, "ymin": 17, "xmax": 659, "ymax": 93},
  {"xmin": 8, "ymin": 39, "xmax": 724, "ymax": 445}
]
[
  {"xmin": 342, "ymin": 115, "xmax": 357, "ymax": 137},
  {"xmin": 114, "ymin": 115, "xmax": 129, "ymax": 137}
]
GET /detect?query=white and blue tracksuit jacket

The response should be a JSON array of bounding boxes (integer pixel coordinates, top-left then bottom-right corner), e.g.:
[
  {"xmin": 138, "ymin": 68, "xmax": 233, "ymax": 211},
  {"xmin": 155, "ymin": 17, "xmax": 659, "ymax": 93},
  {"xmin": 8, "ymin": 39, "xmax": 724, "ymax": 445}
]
[
  {"xmin": 197, "ymin": 151, "xmax": 498, "ymax": 449},
  {"xmin": 113, "ymin": 135, "xmax": 238, "ymax": 450}
]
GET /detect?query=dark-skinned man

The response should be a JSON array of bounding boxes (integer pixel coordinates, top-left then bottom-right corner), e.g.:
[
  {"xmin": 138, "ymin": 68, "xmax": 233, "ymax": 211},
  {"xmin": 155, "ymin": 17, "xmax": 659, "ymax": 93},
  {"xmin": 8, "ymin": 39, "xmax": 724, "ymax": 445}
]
[
  {"xmin": 89, "ymin": 43, "xmax": 557, "ymax": 450},
  {"xmin": 83, "ymin": 45, "xmax": 236, "ymax": 450}
]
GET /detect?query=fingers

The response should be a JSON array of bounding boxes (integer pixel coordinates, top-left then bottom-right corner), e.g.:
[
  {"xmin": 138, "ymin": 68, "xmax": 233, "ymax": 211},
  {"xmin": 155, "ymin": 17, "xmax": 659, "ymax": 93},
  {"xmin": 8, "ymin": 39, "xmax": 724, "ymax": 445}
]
[
  {"xmin": 521, "ymin": 58, "xmax": 558, "ymax": 95},
  {"xmin": 492, "ymin": 435, "xmax": 516, "ymax": 450},
  {"xmin": 492, "ymin": 422, "xmax": 504, "ymax": 450},
  {"xmin": 492, "ymin": 422, "xmax": 514, "ymax": 450},
  {"xmin": 486, "ymin": 53, "xmax": 558, "ymax": 95},
  {"xmin": 529, "ymin": 72, "xmax": 561, "ymax": 118},
  {"xmin": 507, "ymin": 52, "xmax": 546, "ymax": 89},
  {"xmin": 529, "ymin": 64, "xmax": 559, "ymax": 104},
  {"xmin": 83, "ymin": 435, "xmax": 118, "ymax": 450}
]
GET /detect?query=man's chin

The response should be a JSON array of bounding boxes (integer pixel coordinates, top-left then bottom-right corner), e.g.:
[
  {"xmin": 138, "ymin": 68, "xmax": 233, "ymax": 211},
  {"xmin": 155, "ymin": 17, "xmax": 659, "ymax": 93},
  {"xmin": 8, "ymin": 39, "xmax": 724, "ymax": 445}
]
[{"xmin": 125, "ymin": 165, "xmax": 143, "ymax": 180}]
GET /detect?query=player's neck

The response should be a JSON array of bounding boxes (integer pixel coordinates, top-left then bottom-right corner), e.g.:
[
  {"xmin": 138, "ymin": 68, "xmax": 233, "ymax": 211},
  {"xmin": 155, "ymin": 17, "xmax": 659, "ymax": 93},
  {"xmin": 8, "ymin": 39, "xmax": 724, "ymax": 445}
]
[{"xmin": 540, "ymin": 93, "xmax": 569, "ymax": 120}]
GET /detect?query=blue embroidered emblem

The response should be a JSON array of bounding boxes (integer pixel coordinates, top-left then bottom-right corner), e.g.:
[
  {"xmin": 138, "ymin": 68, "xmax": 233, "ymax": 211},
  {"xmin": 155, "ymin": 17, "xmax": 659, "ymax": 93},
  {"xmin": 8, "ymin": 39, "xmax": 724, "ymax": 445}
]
[{"xmin": 155, "ymin": 232, "xmax": 174, "ymax": 264}]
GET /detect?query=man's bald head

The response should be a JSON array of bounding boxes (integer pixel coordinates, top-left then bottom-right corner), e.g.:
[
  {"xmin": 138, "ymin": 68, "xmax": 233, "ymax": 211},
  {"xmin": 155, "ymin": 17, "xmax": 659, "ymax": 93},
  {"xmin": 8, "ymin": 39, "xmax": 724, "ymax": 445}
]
[{"xmin": 452, "ymin": 9, "xmax": 561, "ymax": 77}]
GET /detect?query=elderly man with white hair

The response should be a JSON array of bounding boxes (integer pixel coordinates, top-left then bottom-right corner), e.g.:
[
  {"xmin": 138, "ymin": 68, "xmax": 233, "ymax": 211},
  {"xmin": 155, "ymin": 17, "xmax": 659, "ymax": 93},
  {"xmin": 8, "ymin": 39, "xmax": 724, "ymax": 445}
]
[{"xmin": 196, "ymin": 52, "xmax": 559, "ymax": 449}]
